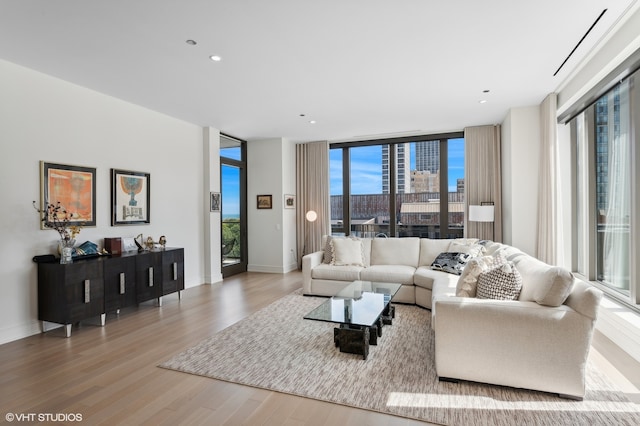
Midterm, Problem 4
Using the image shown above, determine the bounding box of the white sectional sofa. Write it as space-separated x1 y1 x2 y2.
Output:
301 236 603 399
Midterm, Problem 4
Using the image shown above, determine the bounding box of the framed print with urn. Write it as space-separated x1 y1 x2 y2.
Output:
111 169 150 225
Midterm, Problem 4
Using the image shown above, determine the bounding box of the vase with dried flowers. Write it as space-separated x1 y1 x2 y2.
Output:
33 201 83 264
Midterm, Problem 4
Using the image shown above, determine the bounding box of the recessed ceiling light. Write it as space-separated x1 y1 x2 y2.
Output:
479 100 488 104
186 39 197 45
309 120 316 124
482 89 490 93
209 55 222 62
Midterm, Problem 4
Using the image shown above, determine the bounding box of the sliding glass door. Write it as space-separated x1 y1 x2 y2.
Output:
220 135 247 277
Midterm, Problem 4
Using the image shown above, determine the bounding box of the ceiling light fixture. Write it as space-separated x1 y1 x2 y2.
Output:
479 100 488 104
309 120 316 124
209 55 222 62
186 39 197 45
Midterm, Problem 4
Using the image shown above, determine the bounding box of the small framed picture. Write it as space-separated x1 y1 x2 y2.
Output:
111 169 150 225
257 194 272 209
284 194 295 209
210 192 221 212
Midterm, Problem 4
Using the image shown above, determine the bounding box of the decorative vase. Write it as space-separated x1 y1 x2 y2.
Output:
59 239 75 264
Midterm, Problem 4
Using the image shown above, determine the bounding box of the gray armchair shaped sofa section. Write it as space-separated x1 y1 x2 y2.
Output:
301 236 603 399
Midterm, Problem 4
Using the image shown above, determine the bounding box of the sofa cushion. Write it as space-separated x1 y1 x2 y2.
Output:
360 265 416 285
415 267 457 291
418 238 454 266
534 267 575 307
370 237 420 267
330 238 365 266
476 262 523 300
431 252 471 275
311 264 363 281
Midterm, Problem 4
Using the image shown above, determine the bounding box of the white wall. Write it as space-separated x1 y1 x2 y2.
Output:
500 106 540 256
282 139 298 272
247 137 297 273
0 59 208 344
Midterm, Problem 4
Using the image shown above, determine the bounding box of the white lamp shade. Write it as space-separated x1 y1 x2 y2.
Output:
469 205 495 222
305 210 318 222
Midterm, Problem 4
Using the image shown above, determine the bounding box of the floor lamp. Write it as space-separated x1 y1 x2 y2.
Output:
468 203 495 241
303 210 317 256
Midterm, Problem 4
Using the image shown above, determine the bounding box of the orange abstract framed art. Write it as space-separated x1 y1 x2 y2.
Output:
39 161 97 228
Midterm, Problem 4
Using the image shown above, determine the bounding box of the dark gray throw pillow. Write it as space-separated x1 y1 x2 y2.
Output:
431 252 471 275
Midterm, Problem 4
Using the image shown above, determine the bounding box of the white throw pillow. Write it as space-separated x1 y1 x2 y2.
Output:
456 255 495 297
330 238 365 266
534 267 575 307
449 241 486 258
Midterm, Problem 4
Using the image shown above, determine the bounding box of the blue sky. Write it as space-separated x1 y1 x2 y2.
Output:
330 138 465 195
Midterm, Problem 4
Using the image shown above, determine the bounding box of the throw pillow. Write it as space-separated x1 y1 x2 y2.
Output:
330 238 365 266
449 241 486 258
323 236 337 264
476 262 523 300
534 267 575 307
456 255 495 297
431 252 471 275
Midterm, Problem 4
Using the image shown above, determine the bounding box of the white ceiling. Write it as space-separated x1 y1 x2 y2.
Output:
0 0 636 143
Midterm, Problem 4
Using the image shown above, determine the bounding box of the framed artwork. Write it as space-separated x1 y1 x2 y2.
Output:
40 161 97 228
257 194 272 209
210 192 221 212
111 169 150 225
284 194 295 209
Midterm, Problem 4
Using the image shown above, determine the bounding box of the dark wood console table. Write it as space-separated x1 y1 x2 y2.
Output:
37 247 184 337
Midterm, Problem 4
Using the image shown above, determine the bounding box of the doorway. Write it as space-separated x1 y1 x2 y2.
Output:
220 135 247 277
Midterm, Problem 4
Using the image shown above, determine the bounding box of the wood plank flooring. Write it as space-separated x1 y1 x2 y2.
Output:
0 271 638 425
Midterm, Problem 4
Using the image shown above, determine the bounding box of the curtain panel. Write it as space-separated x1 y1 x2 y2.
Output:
464 125 502 242
536 93 564 264
296 141 331 267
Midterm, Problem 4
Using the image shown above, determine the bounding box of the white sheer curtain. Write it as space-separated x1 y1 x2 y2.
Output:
464 125 502 241
296 141 331 267
536 93 564 264
603 82 630 289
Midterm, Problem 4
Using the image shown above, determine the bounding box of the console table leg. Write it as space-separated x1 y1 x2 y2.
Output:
64 324 72 338
157 296 163 307
100 313 106 326
178 290 183 300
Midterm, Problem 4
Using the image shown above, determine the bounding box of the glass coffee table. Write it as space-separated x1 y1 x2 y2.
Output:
304 281 402 360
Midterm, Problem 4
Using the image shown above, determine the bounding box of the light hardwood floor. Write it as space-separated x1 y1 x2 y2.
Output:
1 271 638 425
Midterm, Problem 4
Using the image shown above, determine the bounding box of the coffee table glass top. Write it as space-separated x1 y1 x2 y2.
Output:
304 281 402 327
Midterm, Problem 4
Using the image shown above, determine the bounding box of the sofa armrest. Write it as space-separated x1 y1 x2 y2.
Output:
434 297 595 397
564 280 603 321
302 251 324 294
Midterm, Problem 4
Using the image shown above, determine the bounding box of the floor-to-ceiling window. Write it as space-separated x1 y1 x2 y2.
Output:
220 134 247 277
330 132 465 238
569 67 639 308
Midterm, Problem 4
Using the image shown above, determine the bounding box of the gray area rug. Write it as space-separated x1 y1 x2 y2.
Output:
160 290 640 425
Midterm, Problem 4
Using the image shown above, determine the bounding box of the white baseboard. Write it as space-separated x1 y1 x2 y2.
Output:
0 321 42 346
248 264 286 273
